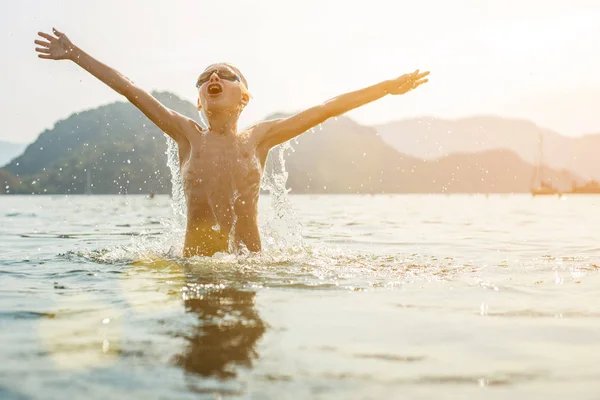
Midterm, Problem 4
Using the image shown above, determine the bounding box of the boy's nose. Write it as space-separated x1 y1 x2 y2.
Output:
209 72 220 82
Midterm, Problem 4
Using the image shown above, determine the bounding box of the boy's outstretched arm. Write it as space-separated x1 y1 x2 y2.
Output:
34 28 191 144
257 70 429 150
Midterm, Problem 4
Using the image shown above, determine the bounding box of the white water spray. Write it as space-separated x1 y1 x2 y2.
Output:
259 141 304 253
159 136 187 256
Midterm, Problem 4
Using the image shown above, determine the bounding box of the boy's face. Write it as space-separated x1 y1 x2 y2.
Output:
196 64 248 114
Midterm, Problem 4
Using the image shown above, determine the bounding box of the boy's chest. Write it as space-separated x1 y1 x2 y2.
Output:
184 135 263 185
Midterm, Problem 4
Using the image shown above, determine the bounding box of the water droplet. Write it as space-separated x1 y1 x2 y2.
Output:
480 302 488 316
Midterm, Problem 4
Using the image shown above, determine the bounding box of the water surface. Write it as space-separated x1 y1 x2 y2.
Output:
1 194 599 399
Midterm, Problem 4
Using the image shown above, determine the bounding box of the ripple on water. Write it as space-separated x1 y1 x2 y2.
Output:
354 353 426 363
5 212 37 218
0 269 33 278
316 369 552 387
0 311 56 320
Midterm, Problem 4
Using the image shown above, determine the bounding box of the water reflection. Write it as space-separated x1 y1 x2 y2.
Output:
174 282 266 379
124 258 267 380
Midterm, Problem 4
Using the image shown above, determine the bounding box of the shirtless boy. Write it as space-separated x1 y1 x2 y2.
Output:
35 28 429 257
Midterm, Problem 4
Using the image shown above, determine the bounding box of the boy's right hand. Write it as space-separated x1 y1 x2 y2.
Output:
35 28 76 61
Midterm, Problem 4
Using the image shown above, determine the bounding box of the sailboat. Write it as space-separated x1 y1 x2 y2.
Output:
530 133 560 196
567 179 600 194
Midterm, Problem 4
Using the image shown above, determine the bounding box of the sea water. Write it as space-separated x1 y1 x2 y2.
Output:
1 137 600 399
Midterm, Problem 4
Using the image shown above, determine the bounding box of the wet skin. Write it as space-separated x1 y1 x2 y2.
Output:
177 121 268 256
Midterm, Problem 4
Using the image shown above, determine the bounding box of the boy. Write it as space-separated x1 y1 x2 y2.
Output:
35 28 429 256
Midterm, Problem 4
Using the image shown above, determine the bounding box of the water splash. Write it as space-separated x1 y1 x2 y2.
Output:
158 136 187 256
259 141 304 253
198 109 209 131
165 137 187 225
227 189 241 253
61 244 467 291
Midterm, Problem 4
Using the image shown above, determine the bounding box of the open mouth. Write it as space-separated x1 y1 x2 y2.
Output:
207 83 223 95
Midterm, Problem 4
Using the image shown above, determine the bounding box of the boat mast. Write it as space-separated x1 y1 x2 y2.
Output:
531 132 543 189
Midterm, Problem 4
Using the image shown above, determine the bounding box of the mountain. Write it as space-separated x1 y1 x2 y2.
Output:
2 92 198 195
280 117 578 193
0 94 581 194
0 169 23 194
376 116 600 181
0 141 27 167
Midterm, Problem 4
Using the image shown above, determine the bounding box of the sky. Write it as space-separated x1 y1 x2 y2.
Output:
2 0 600 143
